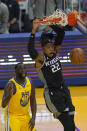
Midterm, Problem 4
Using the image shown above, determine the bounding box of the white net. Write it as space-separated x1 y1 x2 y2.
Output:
41 9 68 26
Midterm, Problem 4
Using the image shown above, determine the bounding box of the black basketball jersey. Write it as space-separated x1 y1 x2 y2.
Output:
37 52 64 89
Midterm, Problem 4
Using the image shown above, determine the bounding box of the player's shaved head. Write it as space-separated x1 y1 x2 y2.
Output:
15 63 26 79
40 32 54 47
15 62 23 70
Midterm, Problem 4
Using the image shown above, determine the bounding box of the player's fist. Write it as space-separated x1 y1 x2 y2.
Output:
32 19 39 33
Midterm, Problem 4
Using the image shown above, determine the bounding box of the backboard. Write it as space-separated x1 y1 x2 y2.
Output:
62 0 87 35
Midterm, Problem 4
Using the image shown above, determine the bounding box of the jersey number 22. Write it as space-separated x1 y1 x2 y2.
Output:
51 62 61 73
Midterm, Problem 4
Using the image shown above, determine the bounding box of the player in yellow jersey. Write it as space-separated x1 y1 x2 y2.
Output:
2 63 36 131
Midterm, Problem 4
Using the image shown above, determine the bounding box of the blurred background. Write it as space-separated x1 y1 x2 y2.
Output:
0 0 87 33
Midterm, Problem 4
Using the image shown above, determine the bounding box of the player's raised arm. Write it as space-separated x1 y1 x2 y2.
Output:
29 79 37 130
28 20 39 60
27 20 44 68
2 81 16 108
50 25 65 50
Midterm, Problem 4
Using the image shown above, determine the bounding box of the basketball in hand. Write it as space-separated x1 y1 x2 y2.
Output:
70 48 85 64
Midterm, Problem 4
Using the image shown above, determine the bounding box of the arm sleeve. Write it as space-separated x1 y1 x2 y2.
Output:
50 25 65 46
27 33 38 60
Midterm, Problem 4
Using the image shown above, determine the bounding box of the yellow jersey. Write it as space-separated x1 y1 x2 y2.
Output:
8 77 32 115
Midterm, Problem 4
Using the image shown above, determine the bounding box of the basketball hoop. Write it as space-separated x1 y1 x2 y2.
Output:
34 9 87 34
34 9 78 27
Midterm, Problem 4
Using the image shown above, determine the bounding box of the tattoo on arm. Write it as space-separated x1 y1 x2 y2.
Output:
1 81 16 108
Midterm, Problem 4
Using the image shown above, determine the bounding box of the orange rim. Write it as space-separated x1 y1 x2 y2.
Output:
67 11 78 26
34 17 62 24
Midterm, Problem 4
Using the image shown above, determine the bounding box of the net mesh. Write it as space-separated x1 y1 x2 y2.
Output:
34 9 78 27
35 9 68 26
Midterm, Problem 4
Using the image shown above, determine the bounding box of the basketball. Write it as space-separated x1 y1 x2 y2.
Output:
70 48 85 64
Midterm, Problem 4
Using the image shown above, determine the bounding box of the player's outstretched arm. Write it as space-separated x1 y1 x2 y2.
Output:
1 81 16 108
27 20 44 68
29 79 37 130
50 25 65 50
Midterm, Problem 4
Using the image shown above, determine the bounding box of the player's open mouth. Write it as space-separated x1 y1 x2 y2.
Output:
50 52 54 55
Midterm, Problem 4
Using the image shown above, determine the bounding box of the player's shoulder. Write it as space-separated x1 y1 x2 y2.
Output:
5 78 16 91
8 78 16 85
26 76 32 83
7 79 15 86
5 79 16 94
35 53 45 69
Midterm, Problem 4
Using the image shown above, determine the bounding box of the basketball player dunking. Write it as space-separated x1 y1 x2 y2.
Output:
2 63 36 131
28 20 75 131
